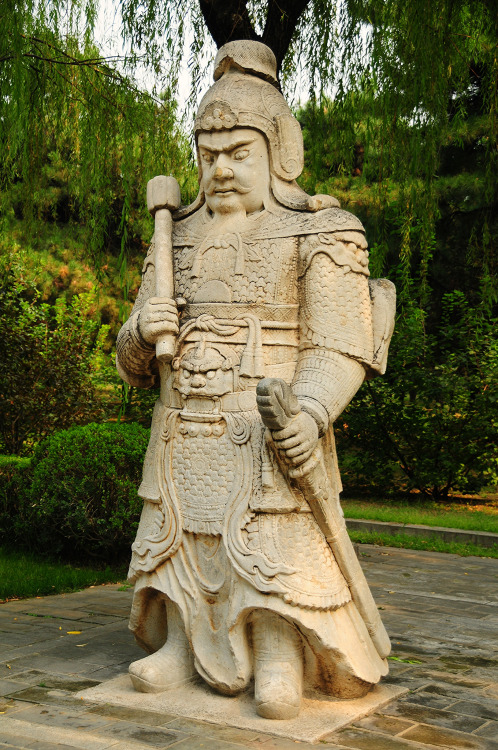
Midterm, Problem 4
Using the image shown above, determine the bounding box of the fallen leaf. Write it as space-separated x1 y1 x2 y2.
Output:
66 631 81 635
76 644 88 647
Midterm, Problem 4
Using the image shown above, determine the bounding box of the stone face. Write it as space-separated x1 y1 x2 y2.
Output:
116 39 396 721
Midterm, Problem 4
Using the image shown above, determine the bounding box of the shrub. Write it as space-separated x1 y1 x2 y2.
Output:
0 265 110 455
337 293 498 499
9 422 149 562
0 455 33 542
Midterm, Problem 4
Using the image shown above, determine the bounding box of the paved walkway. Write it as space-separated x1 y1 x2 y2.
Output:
1 545 497 749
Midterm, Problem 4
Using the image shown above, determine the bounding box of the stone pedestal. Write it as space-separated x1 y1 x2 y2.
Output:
79 675 407 743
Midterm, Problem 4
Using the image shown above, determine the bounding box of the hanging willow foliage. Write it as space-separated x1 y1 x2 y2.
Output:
1 0 197 290
1 0 496 314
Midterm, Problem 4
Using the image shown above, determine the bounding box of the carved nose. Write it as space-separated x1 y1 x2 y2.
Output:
191 373 206 388
214 166 233 179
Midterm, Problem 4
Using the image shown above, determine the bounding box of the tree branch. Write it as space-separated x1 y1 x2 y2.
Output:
262 0 311 73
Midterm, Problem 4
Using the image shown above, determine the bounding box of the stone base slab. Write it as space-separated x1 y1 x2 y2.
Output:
79 674 408 743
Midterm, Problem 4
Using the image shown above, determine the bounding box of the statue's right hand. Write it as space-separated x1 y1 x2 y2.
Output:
138 297 179 344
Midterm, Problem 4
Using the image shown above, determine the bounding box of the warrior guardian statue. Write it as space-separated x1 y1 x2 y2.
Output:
116 40 396 720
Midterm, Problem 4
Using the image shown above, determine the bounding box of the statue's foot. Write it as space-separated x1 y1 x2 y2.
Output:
252 611 303 720
129 641 196 693
254 658 303 720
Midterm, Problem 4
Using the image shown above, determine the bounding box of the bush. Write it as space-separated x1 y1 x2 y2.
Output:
0 264 110 455
2 422 149 562
0 455 33 542
337 293 498 499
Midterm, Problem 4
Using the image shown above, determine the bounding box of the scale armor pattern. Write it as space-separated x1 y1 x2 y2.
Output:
171 423 237 535
298 237 373 365
251 512 352 610
174 237 298 305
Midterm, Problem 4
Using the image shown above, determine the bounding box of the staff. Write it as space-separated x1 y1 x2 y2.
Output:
146 175 181 363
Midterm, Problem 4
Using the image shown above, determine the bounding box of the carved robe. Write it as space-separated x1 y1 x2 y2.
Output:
116 203 393 695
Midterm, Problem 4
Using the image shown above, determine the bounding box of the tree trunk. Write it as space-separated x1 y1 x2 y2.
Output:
198 0 311 78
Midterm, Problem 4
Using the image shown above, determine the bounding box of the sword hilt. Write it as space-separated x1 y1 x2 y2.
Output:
256 378 300 432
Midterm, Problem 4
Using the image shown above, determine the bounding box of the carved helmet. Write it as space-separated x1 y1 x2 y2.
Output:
195 41 304 183
177 40 338 217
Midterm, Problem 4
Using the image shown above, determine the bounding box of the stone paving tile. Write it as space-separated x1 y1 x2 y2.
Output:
4 685 98 709
88 704 177 727
0 633 60 648
0 717 118 750
0 734 26 748
77 616 124 627
474 722 498 740
164 738 257 750
0 699 27 715
15 741 86 750
10 703 113 730
414 680 492 700
30 675 100 692
163 716 265 744
0 669 58 687
0 680 26 697
37 641 139 666
351 714 417 736
397 690 459 710
324 726 428 748
93 719 189 747
16 608 99 622
449 700 498 722
400 722 498 748
381 700 489 733
413 671 493 689
5 655 111 675
83 662 137 682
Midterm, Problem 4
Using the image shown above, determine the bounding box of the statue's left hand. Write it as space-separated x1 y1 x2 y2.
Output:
271 411 319 468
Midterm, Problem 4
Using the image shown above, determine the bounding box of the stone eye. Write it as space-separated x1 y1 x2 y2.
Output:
234 149 249 161
206 370 216 380
202 152 214 163
182 370 191 379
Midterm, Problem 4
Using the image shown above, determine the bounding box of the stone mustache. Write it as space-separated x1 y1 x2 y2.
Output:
116 40 396 720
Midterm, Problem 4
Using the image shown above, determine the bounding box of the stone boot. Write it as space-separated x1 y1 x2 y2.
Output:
252 611 303 720
129 600 196 693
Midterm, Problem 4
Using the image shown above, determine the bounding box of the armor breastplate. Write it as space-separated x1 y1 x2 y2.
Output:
172 219 301 384
174 231 299 306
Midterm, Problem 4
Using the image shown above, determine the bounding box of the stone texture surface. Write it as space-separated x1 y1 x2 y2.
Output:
78 674 406 742
0 545 496 748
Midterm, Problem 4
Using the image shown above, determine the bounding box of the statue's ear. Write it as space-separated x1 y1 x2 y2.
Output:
272 114 304 181
172 357 181 370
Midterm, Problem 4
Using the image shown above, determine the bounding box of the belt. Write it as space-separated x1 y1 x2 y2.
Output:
163 389 258 413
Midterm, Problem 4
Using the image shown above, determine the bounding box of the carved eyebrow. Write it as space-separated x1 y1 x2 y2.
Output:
198 137 257 153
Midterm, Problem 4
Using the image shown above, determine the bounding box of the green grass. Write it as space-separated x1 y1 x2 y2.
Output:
349 529 498 558
342 499 498 533
0 546 127 602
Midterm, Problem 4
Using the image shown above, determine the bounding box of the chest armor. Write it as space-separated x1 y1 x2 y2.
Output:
170 214 301 384
174 233 299 306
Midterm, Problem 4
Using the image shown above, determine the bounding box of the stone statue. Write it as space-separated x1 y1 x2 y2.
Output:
116 40 396 721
